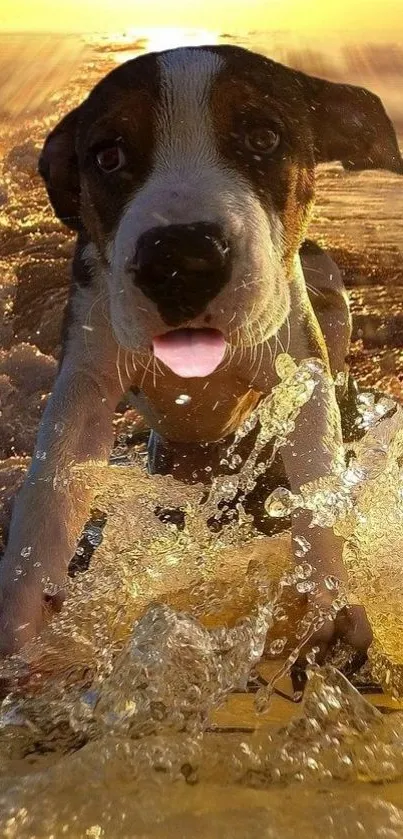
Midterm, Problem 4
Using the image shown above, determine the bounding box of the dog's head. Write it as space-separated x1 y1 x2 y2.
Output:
39 45 402 378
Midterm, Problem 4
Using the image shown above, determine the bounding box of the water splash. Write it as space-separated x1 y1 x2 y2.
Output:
1 355 403 835
0 667 402 838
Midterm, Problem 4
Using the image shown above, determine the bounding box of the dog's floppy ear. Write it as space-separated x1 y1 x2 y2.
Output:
38 106 82 230
300 73 403 174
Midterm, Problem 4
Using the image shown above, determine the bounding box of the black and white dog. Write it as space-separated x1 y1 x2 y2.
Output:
1 44 401 657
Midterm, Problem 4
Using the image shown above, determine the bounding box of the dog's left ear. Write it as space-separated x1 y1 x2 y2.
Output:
38 106 82 231
299 73 403 174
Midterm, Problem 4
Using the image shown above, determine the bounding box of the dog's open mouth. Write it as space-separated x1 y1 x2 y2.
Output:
152 328 227 378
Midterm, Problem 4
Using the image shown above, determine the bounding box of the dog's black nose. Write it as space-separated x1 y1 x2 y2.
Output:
131 223 231 326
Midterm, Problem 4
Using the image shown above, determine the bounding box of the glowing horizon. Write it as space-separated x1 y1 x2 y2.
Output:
1 0 402 35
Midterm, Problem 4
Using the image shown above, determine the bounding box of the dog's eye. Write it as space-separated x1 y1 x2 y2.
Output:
244 128 280 154
95 143 126 173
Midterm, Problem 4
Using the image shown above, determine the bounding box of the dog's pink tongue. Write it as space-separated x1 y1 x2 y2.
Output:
153 329 226 378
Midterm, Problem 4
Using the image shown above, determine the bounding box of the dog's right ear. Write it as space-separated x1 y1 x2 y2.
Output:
38 106 81 231
299 73 403 175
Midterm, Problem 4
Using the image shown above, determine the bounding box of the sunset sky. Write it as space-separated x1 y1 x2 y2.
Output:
1 0 402 33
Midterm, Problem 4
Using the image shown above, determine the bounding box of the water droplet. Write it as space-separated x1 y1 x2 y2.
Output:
275 353 297 380
175 394 192 406
20 546 32 558
273 605 288 622
255 685 274 714
296 580 317 594
328 595 348 620
303 358 326 376
295 562 313 579
293 535 311 556
355 392 395 430
306 646 320 665
269 637 287 655
334 370 348 387
306 757 319 770
86 826 103 839
343 464 367 486
43 582 63 597
219 479 239 500
324 575 340 591
265 486 300 517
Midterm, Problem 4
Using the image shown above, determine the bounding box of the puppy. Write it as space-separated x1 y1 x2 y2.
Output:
1 44 401 657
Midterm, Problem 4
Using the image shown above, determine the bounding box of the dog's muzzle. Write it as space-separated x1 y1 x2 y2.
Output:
129 222 231 327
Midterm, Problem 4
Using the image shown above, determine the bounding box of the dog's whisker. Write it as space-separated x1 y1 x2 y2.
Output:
134 355 151 376
131 352 137 377
124 350 131 382
272 333 279 368
256 340 265 385
250 339 258 370
154 358 166 378
139 353 155 390
83 289 109 351
285 316 291 355
116 345 126 395
303 265 327 276
150 356 166 387
252 324 266 385
221 340 238 375
277 332 286 355
85 288 109 325
220 344 232 375
134 351 163 382
248 326 258 369
306 282 327 300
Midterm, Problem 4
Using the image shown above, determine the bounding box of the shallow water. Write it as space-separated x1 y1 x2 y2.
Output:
1 665 403 838
1 29 403 839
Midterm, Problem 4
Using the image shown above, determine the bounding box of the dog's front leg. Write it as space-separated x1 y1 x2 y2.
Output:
280 361 373 659
0 357 124 655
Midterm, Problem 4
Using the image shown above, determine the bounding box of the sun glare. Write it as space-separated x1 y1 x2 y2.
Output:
104 26 219 62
